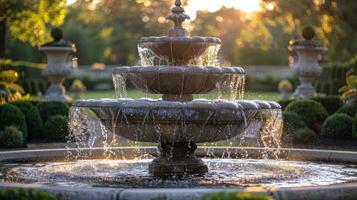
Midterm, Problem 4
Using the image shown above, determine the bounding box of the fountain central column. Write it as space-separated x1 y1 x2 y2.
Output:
149 141 208 177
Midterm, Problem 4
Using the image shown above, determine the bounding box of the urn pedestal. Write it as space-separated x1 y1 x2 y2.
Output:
289 28 328 99
40 46 75 101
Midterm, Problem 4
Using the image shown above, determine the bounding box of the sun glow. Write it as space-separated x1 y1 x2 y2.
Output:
186 0 262 19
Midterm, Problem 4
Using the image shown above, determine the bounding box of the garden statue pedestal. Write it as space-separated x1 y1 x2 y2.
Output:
40 28 76 102
289 27 327 99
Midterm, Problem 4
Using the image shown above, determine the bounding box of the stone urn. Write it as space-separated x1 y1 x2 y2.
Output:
289 27 328 99
39 28 76 102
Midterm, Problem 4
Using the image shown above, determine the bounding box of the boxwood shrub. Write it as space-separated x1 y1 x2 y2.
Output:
291 127 316 144
42 115 69 141
10 101 43 140
37 101 69 123
0 104 27 139
336 103 357 118
311 96 343 114
0 189 57 200
282 111 306 135
284 100 328 133
0 126 24 148
353 116 357 139
321 113 353 139
201 192 273 200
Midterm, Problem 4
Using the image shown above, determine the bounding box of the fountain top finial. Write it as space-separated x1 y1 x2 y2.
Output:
166 0 190 36
175 0 181 7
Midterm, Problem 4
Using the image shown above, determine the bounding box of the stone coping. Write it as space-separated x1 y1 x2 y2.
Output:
0 147 356 163
0 147 357 200
73 99 281 110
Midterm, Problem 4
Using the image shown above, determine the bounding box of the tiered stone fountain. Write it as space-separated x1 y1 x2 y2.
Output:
73 0 281 177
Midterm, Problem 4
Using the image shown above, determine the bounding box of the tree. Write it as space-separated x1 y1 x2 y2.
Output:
0 0 68 58
261 0 357 62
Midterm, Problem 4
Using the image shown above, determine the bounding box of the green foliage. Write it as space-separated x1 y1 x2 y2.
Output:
336 103 357 117
311 96 344 114
37 101 69 123
201 192 273 200
42 115 69 141
0 0 68 46
0 126 24 148
321 113 353 139
10 101 43 140
278 99 295 110
0 103 27 139
284 100 328 133
291 127 316 144
0 189 57 200
352 115 357 138
282 111 306 135
262 0 357 62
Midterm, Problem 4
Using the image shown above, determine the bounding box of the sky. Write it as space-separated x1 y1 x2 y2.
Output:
67 0 262 19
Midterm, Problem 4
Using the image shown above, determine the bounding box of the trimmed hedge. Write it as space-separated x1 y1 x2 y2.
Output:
284 100 328 133
282 111 306 135
37 101 69 123
10 101 43 140
0 126 24 148
353 115 357 138
0 104 27 139
0 189 57 200
311 96 343 114
321 113 353 139
291 127 316 144
336 103 357 118
43 115 69 141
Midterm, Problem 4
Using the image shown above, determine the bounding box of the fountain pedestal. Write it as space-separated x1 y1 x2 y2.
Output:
40 28 76 102
289 27 327 99
149 141 208 177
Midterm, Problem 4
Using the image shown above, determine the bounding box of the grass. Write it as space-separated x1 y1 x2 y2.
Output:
70 90 281 101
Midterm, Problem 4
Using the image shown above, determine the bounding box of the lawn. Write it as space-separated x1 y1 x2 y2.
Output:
70 90 281 101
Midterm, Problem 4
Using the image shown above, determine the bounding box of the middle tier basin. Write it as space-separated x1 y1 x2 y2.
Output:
73 99 280 143
113 66 245 101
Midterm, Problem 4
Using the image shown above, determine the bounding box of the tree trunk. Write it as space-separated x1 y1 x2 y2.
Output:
0 20 6 58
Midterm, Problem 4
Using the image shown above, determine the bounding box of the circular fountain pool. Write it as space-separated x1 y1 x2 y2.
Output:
1 158 357 188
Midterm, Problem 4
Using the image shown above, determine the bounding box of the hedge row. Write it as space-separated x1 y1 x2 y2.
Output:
282 97 357 145
0 101 70 148
316 55 357 95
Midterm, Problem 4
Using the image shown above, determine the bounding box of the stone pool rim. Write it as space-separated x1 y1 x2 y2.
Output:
0 147 357 200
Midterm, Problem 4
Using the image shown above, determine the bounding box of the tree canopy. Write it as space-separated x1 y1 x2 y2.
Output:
2 0 357 65
0 0 67 57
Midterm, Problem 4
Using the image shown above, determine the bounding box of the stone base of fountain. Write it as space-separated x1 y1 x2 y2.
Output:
149 141 208 177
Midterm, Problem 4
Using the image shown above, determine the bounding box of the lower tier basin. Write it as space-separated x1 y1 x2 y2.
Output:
72 99 281 177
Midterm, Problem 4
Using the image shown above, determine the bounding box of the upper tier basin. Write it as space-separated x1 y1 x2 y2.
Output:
73 99 280 143
113 66 245 101
138 36 221 65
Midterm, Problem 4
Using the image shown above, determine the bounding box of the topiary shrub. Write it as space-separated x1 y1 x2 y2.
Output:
37 101 69 123
42 115 69 141
290 127 316 144
201 192 273 200
0 126 24 148
0 104 27 139
353 116 357 139
311 96 343 114
284 100 328 133
10 101 43 140
282 111 306 134
336 103 357 118
0 189 57 200
278 99 295 110
321 113 353 139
